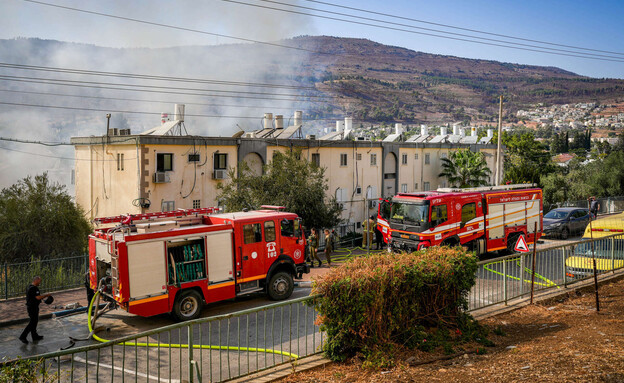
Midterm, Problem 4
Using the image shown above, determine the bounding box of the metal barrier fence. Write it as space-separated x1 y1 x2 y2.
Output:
9 296 323 382
0 255 88 300
469 233 624 310
10 233 624 382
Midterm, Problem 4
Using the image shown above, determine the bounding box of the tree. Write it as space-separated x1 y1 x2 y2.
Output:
0 173 92 263
497 131 557 185
216 150 342 230
438 149 492 188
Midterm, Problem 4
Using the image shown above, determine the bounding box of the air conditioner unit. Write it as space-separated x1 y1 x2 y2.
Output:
368 200 378 209
153 172 170 183
213 169 227 179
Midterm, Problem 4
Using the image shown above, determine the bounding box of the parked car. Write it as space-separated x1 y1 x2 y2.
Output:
543 207 593 239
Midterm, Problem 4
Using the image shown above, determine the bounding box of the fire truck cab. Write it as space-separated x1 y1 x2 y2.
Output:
389 184 543 255
89 207 309 321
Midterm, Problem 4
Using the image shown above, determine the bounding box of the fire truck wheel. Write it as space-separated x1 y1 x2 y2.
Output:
506 233 520 254
173 290 203 321
267 272 294 301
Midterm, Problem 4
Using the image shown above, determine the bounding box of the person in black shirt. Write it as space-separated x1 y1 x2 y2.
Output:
19 276 51 344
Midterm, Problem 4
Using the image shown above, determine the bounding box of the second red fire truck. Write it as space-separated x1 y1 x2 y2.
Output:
88 206 309 321
387 184 543 255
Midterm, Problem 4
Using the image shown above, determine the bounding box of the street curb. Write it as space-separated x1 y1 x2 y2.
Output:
294 281 312 288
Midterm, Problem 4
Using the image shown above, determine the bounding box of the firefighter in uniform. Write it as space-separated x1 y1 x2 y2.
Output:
362 215 375 249
19 276 51 344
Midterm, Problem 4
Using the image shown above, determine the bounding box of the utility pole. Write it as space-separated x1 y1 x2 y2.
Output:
495 95 503 185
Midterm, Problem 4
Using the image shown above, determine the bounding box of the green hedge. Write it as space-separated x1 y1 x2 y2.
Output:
309 246 479 365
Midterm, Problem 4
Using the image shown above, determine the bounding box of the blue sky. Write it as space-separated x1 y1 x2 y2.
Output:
2 0 623 78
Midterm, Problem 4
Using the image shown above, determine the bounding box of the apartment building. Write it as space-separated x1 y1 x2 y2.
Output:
72 111 498 231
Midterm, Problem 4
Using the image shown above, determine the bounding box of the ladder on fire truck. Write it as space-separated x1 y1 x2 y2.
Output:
93 207 221 226
436 183 537 193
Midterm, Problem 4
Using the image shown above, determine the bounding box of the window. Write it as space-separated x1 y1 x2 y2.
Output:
356 153 362 161
401 183 408 193
440 181 447 188
414 154 419 160
431 204 448 227
188 153 200 162
461 203 477 225
423 182 430 191
440 152 447 159
243 223 262 244
355 186 362 195
117 153 124 171
401 153 408 165
162 201 175 211
157 153 173 172
280 219 301 237
214 153 227 170
414 183 418 190
311 153 320 167
370 154 377 166
340 153 348 166
424 153 430 165
264 221 276 242
193 199 201 209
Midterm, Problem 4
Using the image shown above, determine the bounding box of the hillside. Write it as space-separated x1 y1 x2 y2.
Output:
289 36 624 124
1 36 623 129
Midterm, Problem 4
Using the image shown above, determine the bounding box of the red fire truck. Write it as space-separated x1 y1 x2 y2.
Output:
388 184 543 255
88 207 309 321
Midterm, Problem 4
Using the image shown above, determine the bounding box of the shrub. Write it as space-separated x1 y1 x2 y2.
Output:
309 246 479 365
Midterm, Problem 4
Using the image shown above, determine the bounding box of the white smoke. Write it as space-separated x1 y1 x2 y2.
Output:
0 0 321 190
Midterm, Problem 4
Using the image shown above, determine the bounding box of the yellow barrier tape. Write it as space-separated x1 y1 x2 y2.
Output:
88 292 298 359
483 258 560 289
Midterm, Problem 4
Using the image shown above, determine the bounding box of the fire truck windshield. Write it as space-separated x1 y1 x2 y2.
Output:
390 201 430 226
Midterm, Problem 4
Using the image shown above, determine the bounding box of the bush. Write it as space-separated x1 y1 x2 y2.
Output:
309 246 479 366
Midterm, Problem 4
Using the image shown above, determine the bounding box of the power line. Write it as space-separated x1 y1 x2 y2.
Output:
0 144 138 162
0 74 332 100
301 0 624 57
20 0 321 55
220 0 624 63
0 75 332 103
255 0 624 60
0 62 318 91
0 136 71 146
0 101 345 121
0 88 306 112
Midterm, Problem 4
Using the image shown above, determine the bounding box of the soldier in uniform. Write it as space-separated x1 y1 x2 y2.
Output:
308 228 321 267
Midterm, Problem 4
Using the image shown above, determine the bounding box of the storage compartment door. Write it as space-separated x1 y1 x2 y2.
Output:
127 241 167 299
206 230 234 284
488 204 504 240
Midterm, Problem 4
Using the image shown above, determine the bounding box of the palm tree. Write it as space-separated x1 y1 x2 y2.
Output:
439 149 492 188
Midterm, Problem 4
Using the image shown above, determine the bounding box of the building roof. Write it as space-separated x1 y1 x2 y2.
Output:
552 153 576 164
